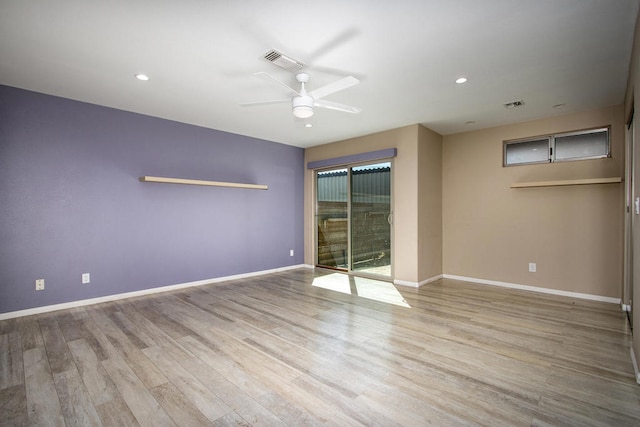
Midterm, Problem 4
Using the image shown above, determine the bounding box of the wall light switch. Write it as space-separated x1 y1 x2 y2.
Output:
82 273 90 284
528 263 537 273
290 249 294 257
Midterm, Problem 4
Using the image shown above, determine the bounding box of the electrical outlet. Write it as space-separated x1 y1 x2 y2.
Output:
290 249 294 257
35 279 45 291
82 273 90 284
529 263 537 273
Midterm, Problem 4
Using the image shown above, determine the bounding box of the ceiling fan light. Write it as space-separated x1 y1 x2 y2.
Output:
293 105 314 118
292 95 314 118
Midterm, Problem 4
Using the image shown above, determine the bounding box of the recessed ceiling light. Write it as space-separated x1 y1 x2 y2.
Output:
135 74 149 81
455 77 468 84
305 123 312 128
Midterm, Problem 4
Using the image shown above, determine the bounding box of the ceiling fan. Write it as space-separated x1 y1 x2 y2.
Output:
241 71 362 119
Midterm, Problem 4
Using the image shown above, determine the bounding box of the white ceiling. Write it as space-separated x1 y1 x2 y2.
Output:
1 0 638 148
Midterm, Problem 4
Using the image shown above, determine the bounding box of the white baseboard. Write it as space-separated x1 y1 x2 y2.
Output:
0 264 307 321
394 274 444 288
631 346 640 385
443 274 621 305
393 279 418 288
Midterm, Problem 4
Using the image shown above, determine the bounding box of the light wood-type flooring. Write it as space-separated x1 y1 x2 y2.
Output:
1 268 640 426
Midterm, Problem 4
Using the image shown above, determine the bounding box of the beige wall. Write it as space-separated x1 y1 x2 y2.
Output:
304 124 443 285
418 125 443 281
442 106 625 298
306 109 623 296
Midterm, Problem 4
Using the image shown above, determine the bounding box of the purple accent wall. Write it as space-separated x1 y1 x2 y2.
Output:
0 85 304 314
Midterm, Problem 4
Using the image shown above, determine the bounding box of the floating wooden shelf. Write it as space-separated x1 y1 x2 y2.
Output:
510 177 622 188
139 176 268 190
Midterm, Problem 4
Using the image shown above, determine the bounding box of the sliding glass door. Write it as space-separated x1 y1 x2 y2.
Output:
350 163 392 276
316 161 392 277
316 168 349 269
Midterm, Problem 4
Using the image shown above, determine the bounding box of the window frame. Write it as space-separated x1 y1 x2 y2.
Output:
503 126 611 167
503 136 552 166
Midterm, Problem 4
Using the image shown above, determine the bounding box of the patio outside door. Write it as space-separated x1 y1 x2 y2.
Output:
315 162 392 278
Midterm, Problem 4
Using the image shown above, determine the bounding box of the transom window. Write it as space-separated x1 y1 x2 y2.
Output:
504 127 610 166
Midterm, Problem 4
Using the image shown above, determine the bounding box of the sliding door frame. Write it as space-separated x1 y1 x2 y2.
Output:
626 113 635 327
313 158 394 281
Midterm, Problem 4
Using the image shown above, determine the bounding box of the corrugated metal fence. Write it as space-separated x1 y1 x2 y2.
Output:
317 166 391 203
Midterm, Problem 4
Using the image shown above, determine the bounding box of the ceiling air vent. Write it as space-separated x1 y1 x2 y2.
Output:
504 100 525 109
263 49 305 72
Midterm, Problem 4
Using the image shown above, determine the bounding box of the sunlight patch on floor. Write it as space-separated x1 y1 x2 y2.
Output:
312 273 410 308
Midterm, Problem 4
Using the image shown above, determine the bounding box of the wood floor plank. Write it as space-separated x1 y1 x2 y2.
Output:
178 334 274 399
56 312 85 342
384 368 537 425
198 331 363 426
77 313 122 361
290 374 402 427
0 319 17 335
241 329 364 398
141 345 232 423
95 395 140 427
212 411 252 427
196 292 286 332
177 353 290 426
149 381 215 427
128 300 196 340
116 307 194 363
0 384 28 425
257 376 363 426
544 366 640 419
101 358 176 427
16 315 44 351
535 393 640 427
39 319 76 374
357 384 470 426
23 346 65 427
151 294 242 342
109 311 154 349
0 331 23 390
67 338 119 406
53 368 103 426
203 326 301 384
57 311 110 361
89 308 168 389
255 391 324 427
172 289 238 325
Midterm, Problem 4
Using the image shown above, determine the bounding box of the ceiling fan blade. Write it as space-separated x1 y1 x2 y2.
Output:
254 72 299 96
308 28 360 62
240 99 290 107
314 99 362 114
309 76 359 100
